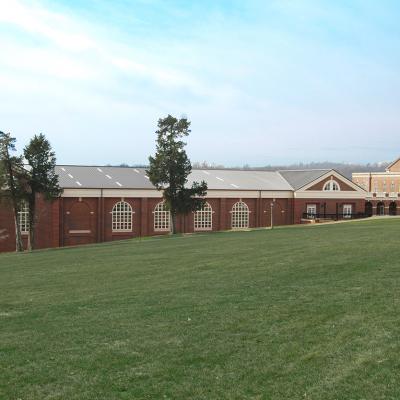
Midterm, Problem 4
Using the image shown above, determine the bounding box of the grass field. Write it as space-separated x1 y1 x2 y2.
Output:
1 219 400 399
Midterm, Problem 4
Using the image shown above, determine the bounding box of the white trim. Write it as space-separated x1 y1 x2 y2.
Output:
322 180 341 191
112 201 133 232
298 170 366 193
231 201 249 229
153 202 171 232
61 188 294 199
194 202 213 231
295 191 366 199
343 204 352 218
353 172 400 177
18 201 29 234
62 189 163 198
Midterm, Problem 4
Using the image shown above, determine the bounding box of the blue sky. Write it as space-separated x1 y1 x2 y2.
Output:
0 0 400 166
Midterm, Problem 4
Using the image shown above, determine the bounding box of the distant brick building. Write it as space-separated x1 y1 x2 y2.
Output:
352 157 400 217
0 165 367 252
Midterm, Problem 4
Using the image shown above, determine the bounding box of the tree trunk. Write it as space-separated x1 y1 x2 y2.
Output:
12 205 24 252
171 212 177 234
6 160 23 252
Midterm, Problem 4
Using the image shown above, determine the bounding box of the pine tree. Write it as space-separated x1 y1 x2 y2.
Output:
23 134 62 250
147 115 207 234
0 132 26 252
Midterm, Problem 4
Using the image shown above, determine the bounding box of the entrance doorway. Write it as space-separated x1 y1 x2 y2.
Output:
376 202 385 216
389 202 397 216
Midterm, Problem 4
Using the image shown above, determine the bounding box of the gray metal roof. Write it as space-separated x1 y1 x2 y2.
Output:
56 165 294 191
278 169 330 190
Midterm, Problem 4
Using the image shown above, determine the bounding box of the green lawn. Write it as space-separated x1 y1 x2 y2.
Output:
1 219 400 399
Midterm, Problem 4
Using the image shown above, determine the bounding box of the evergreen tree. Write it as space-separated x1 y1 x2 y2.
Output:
23 134 62 250
147 115 207 234
0 132 26 252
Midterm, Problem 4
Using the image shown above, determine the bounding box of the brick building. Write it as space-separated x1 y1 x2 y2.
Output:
0 165 367 252
352 158 400 216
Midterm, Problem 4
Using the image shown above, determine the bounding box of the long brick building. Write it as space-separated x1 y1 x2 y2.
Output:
0 165 368 252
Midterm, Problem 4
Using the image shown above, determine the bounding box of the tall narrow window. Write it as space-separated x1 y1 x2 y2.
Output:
306 204 317 219
18 201 29 234
194 202 212 231
231 201 249 229
112 201 133 232
154 202 170 231
343 204 352 219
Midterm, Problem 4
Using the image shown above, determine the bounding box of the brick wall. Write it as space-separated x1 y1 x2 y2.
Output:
0 194 58 252
0 194 375 253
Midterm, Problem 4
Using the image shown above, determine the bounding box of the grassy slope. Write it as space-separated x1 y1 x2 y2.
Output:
1 219 400 400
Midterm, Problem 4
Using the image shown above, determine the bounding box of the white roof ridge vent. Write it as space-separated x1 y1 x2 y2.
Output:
97 168 103 173
68 174 74 179
230 183 239 188
115 181 123 187
105 174 112 179
76 181 82 187
134 169 140 173
144 175 150 180
216 177 224 181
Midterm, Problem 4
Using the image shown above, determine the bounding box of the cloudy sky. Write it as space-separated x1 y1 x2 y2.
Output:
0 0 399 166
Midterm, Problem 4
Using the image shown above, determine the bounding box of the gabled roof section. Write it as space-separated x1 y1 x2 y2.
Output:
55 165 293 191
277 169 330 190
296 169 367 192
386 157 400 172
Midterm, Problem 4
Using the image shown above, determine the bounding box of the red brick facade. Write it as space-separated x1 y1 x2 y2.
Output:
0 193 369 252
1 167 374 252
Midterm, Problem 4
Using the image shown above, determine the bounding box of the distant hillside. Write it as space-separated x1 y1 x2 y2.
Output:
192 161 389 178
115 161 389 179
258 162 389 178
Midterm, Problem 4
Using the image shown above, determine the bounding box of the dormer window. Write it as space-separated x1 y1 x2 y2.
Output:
323 180 340 191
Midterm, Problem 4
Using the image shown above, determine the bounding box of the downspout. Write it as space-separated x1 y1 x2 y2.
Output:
100 188 104 243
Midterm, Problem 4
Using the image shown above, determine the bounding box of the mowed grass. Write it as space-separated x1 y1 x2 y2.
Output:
1 220 400 399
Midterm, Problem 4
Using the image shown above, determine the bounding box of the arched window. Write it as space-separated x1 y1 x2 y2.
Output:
18 201 29 234
194 202 212 231
231 201 249 229
154 202 170 231
112 201 133 232
323 180 340 191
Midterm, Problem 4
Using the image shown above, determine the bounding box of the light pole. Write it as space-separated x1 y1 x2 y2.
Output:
270 200 275 229
268 199 285 229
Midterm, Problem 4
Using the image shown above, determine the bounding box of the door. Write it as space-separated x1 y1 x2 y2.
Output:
64 201 97 246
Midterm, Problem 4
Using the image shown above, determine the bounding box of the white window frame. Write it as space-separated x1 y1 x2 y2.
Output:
194 202 213 231
343 204 352 219
231 201 249 229
153 202 171 231
112 201 133 232
306 204 317 219
323 180 341 191
18 201 29 235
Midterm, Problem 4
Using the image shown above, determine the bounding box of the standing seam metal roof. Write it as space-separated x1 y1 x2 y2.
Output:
277 169 330 190
55 165 332 191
